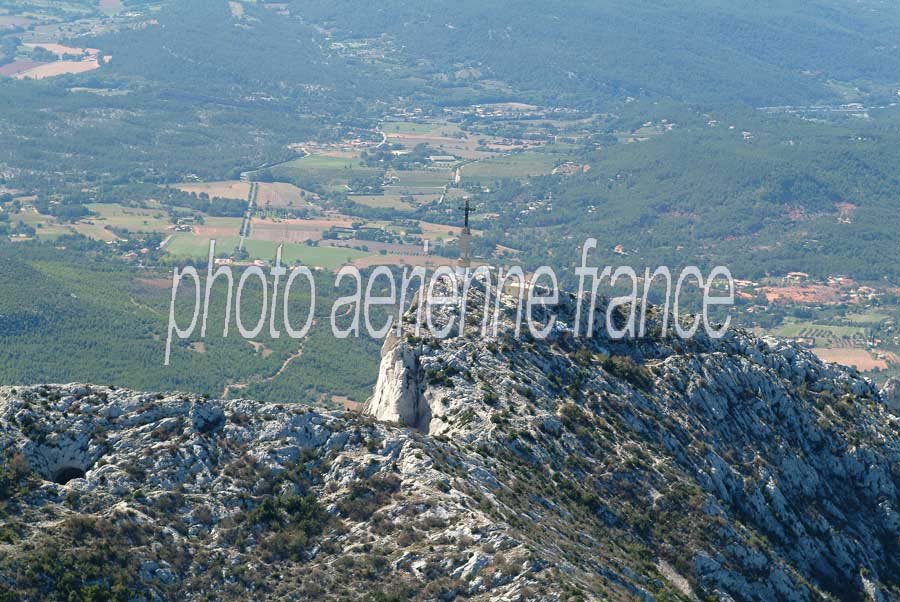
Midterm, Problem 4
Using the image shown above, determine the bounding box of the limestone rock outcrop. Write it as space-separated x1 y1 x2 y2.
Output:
1 280 898 601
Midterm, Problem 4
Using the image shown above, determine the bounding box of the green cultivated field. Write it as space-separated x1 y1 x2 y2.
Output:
269 155 381 187
242 239 369 269
200 216 243 233
15 210 72 238
775 321 868 346
351 194 416 211
383 122 441 134
389 169 451 188
86 203 171 232
845 312 891 324
463 152 561 181
166 234 369 270
164 233 224 257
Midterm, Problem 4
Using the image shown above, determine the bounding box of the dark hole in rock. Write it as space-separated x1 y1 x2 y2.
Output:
53 466 86 485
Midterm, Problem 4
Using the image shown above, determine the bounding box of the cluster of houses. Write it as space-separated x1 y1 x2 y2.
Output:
443 103 580 121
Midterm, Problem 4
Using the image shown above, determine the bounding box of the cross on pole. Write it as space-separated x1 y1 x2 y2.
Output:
459 198 475 232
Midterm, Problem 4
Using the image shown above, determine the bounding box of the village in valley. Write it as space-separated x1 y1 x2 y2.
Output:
732 272 900 383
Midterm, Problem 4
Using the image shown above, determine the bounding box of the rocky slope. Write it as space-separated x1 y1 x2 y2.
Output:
1 278 898 601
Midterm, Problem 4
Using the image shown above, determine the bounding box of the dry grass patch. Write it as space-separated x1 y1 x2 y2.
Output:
350 254 456 270
256 182 316 209
351 194 416 211
175 181 251 200
813 348 887 372
24 43 98 57
69 222 118 242
763 286 841 304
250 217 356 243
0 60 45 76
14 59 102 80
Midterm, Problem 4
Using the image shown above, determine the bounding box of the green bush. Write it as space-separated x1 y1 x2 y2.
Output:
0 452 33 516
601 355 654 391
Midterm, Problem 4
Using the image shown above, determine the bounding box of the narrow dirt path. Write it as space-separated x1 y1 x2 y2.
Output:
222 344 304 398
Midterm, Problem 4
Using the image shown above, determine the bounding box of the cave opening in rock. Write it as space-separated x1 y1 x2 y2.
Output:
53 466 86 485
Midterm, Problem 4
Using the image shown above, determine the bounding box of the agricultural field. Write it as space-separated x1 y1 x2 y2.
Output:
83 203 171 232
844 311 891 324
255 182 316 209
747 284 900 378
374 168 451 208
23 42 96 56
812 348 888 372
11 43 107 80
387 168 452 188
174 181 251 201
164 233 229 258
763 285 842 304
165 230 371 271
351 194 416 211
13 58 104 79
249 216 356 244
384 187 444 201
7 204 167 242
415 220 469 240
350 253 455 270
192 216 244 238
0 59 44 76
774 321 868 346
69 221 118 241
382 122 439 135
383 122 492 161
13 208 72 238
243 240 369 269
268 155 379 188
460 151 562 181
162 216 243 255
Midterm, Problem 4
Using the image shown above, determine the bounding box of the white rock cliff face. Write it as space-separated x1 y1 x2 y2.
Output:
1 281 899 601
364 333 429 430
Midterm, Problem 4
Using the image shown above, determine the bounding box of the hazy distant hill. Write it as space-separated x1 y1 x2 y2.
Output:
297 0 900 106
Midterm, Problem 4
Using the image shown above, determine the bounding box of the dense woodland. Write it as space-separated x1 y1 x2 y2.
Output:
0 242 380 404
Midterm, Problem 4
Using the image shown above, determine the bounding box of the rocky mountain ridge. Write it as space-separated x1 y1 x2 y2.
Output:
1 280 898 601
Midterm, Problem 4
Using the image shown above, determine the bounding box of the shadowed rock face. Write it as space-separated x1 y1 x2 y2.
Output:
52 465 85 485
0 281 898 601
